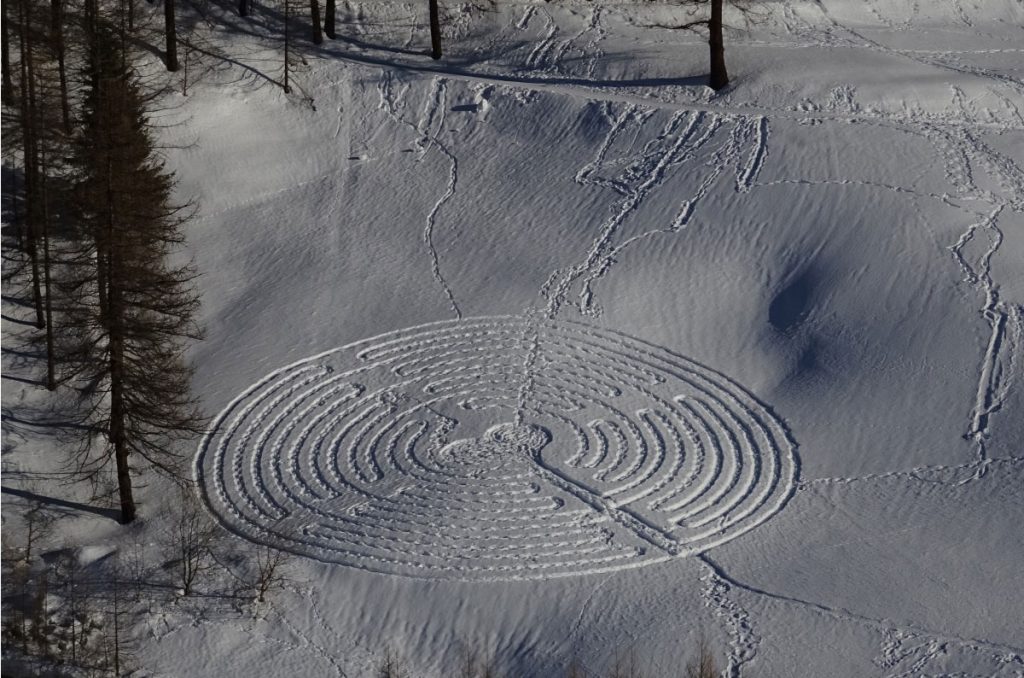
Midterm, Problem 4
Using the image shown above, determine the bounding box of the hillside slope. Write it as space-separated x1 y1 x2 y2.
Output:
3 0 1023 676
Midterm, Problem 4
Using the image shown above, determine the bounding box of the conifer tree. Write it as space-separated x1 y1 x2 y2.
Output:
64 27 204 523
6 0 70 386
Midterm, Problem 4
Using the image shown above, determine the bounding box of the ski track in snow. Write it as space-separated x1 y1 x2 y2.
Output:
177 4 1024 672
801 454 1024 489
814 0 1024 97
804 6 1024 475
917 93 1024 468
377 72 463 319
699 555 1024 677
519 4 606 79
204 0 1020 568
540 108 769 320
196 317 797 580
699 568 760 678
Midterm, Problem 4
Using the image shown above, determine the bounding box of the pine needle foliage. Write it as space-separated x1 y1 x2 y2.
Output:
62 25 205 523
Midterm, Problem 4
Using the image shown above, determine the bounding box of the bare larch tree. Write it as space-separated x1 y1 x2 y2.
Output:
63 26 204 522
659 0 757 90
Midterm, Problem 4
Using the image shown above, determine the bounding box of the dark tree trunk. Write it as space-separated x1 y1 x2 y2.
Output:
13 170 23 250
428 0 441 60
282 0 290 93
309 0 322 44
20 0 45 328
111 316 134 523
238 0 248 17
181 39 188 95
708 0 728 91
85 0 99 88
51 0 71 132
324 0 334 39
97 111 112 325
1 1 13 104
164 0 178 71
96 248 109 323
40 152 56 391
119 0 128 67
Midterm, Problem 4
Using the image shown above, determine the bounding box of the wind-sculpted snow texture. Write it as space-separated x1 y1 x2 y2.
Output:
197 318 796 579
43 0 1017 675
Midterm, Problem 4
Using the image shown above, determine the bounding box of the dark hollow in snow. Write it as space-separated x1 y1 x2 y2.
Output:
769 271 814 332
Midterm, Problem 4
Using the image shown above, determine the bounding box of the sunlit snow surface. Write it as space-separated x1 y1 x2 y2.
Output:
4 0 1023 675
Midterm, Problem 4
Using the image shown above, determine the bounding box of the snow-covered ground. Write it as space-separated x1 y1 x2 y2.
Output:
4 0 1024 676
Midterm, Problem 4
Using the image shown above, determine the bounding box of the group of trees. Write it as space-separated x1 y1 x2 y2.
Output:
3 0 203 524
2 506 139 676
226 0 740 90
58 0 742 95
1 492 294 675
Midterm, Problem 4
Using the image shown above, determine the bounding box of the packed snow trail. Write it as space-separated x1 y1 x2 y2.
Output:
377 72 463 319
196 317 797 579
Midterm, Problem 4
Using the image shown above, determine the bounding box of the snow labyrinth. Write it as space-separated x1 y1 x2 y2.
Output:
197 317 797 580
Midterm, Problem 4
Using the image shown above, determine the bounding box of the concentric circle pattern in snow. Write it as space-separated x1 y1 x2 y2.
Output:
196 317 797 580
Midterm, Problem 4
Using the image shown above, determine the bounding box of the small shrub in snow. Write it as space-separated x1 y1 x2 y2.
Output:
159 485 219 597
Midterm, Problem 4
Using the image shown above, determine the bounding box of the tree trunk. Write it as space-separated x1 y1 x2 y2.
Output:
428 0 441 60
20 0 46 328
112 579 122 675
238 0 248 17
164 0 178 71
283 0 290 93
309 0 322 44
96 247 109 324
13 169 23 251
112 354 134 524
40 150 56 391
1 1 13 104
107 160 135 524
85 0 100 89
708 0 728 91
51 0 71 133
324 0 334 39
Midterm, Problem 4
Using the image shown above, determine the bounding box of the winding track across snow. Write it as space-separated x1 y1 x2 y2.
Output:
196 317 796 580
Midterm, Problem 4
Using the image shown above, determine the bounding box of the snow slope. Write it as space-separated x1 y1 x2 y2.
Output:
3 0 1023 676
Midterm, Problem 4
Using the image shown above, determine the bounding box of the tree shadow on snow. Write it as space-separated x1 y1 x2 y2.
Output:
1 486 121 522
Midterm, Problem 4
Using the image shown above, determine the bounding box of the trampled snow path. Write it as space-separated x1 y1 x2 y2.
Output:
195 9 1024 590
164 4 1024 674
377 71 463 319
196 50 802 582
543 106 769 318
196 317 796 580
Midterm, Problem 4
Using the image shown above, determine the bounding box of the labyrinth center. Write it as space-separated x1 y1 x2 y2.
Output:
196 317 797 580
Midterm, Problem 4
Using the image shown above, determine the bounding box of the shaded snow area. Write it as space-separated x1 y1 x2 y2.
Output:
3 0 1024 676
